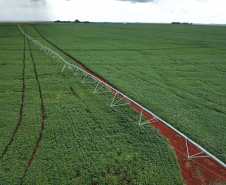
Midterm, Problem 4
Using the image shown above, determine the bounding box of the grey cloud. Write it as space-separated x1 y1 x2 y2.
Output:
7 0 47 8
118 0 156 3
29 0 46 2
29 0 47 5
62 0 156 2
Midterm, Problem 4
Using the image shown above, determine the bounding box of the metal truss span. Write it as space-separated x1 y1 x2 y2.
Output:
18 24 226 169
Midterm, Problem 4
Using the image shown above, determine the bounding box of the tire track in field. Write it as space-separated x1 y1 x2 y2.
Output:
0 36 26 161
21 38 46 184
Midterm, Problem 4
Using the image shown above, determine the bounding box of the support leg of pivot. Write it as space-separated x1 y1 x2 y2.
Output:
61 63 67 73
138 109 144 125
111 93 130 107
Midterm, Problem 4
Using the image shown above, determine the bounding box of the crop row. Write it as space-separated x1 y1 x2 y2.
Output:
33 23 226 163
0 25 44 184
29 23 226 183
28 35 185 184
0 24 185 184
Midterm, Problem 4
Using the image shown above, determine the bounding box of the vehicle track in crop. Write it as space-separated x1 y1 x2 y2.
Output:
33 25 226 184
0 27 46 184
0 36 26 161
21 37 46 184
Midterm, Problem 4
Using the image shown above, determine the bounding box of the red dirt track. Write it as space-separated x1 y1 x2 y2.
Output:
21 38 46 184
33 25 226 185
0 36 26 161
71 59 226 185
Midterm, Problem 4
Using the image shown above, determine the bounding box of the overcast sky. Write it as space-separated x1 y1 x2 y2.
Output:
0 0 225 24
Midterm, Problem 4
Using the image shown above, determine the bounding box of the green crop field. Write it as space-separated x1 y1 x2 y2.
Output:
32 23 226 163
0 24 185 184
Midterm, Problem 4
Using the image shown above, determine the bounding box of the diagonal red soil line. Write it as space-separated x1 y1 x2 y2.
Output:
21 38 45 184
0 36 26 161
33 25 226 184
70 86 76 95
32 25 113 88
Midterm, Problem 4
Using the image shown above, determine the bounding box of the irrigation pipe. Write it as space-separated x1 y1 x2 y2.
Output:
18 24 226 169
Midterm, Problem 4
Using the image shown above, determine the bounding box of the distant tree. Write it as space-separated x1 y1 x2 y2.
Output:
74 19 81 23
171 22 180 24
55 20 61 23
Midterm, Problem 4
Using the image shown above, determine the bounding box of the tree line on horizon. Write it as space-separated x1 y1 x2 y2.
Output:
54 19 90 23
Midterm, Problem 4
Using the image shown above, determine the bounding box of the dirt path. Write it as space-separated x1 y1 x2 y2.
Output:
21 37 46 184
0 36 26 161
33 25 226 185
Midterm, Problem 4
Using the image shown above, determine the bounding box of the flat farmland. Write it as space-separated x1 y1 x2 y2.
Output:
0 24 185 184
34 23 226 163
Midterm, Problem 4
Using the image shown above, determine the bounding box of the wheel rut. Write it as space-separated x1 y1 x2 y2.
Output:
21 36 46 184
0 36 26 161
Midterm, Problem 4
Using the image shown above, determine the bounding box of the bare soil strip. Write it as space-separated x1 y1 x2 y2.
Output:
21 38 46 184
33 25 226 184
0 36 26 160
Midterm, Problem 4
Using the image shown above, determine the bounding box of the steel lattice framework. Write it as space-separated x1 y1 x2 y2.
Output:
18 24 226 169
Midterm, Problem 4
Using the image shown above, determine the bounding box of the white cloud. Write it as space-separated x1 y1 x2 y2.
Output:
0 0 225 24
117 0 157 3
0 0 52 21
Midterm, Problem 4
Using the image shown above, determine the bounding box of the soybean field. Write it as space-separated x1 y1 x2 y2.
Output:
34 23 226 163
0 24 185 184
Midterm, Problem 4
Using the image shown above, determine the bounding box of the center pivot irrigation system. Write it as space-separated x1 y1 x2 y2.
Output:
18 24 226 169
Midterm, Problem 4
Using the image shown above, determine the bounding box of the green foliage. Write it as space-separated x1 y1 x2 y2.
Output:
35 23 226 162
0 24 185 184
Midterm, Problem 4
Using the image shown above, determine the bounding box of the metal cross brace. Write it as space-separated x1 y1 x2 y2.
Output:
73 68 85 76
138 110 158 126
186 139 209 159
110 92 130 107
61 63 73 73
58 56 63 61
82 74 98 84
94 81 112 94
49 51 54 56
